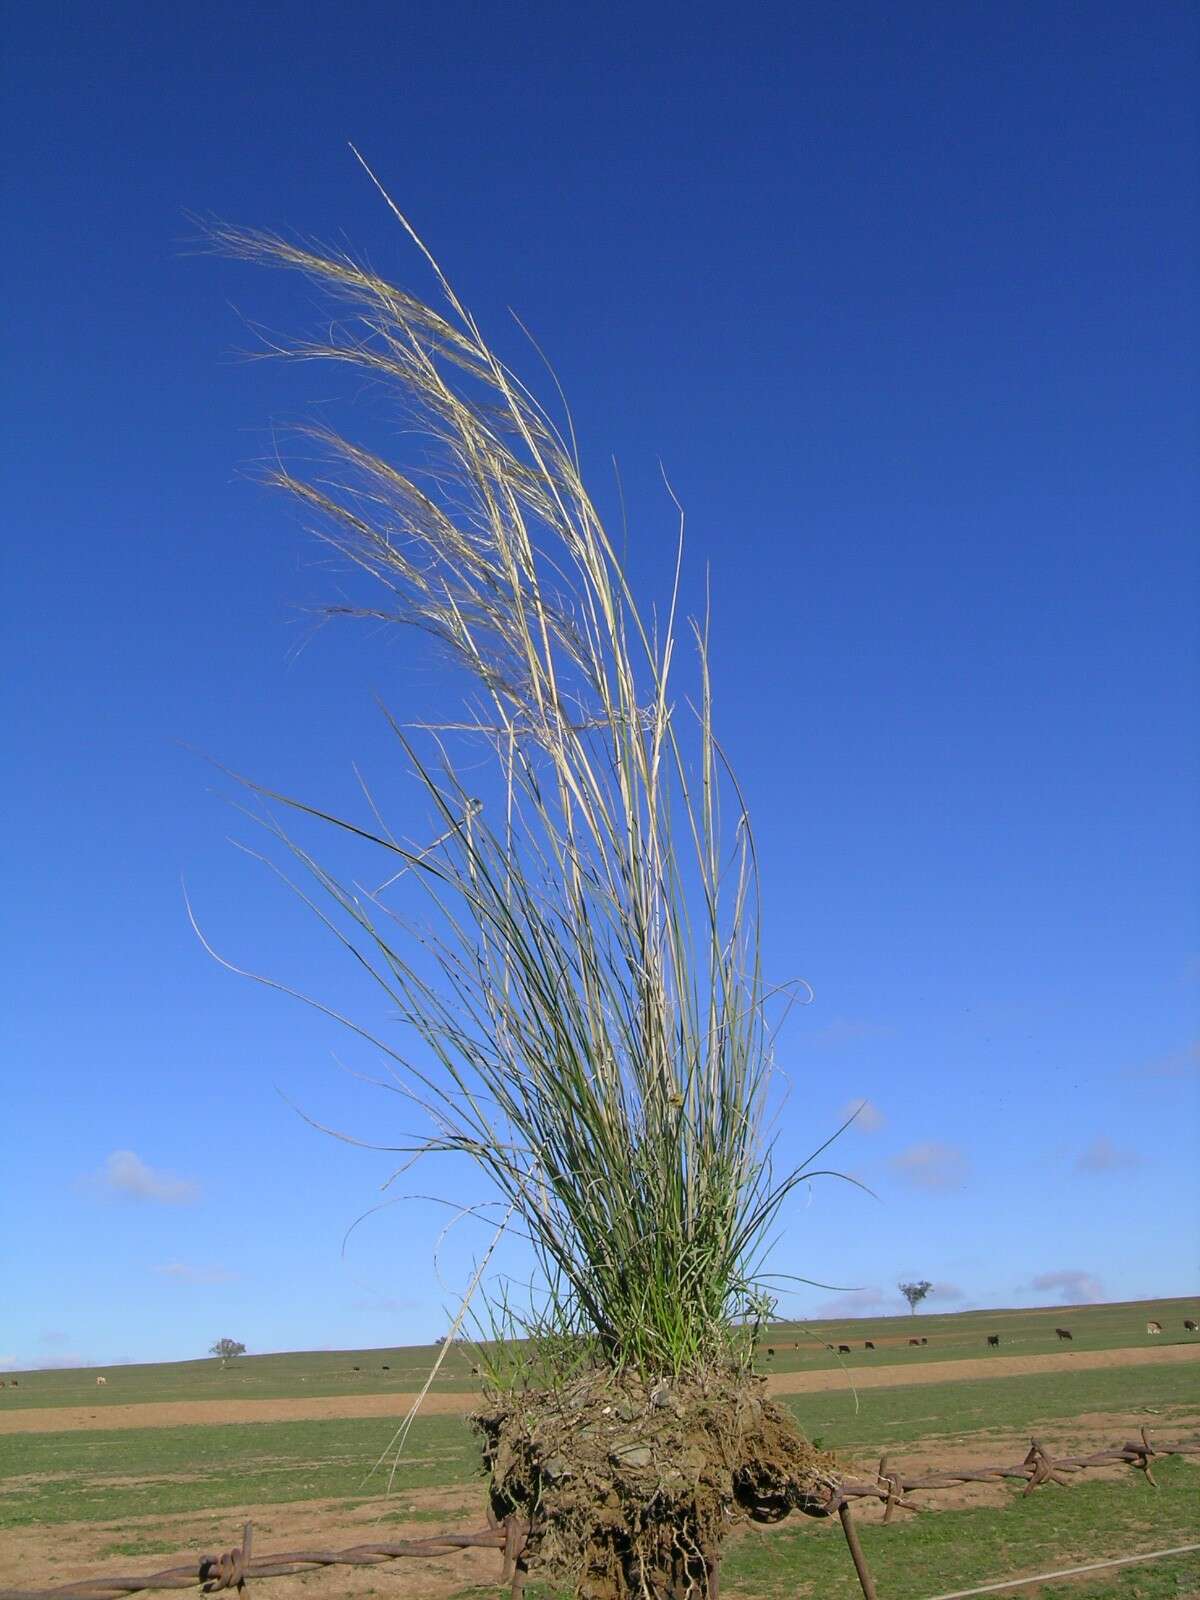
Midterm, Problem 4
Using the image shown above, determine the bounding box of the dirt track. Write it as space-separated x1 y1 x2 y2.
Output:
770 1342 1200 1396
2 1345 1195 1435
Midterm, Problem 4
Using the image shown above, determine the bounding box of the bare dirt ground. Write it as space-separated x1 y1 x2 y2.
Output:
765 1342 1200 1400
2 1344 1195 1436
0 1484 492 1600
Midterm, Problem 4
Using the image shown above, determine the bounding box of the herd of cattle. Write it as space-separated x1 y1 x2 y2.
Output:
773 1317 1199 1357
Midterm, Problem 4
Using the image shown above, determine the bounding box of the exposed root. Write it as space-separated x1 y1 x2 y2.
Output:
473 1368 837 1599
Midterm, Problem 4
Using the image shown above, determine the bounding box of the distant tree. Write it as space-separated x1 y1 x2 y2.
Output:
210 1338 246 1363
898 1280 933 1315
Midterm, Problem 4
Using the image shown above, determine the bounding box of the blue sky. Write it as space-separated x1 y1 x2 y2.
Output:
2 0 1197 1371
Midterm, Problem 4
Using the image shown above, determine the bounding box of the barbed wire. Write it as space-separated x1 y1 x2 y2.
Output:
0 1522 515 1600
812 1429 1200 1600
0 1431 1196 1600
822 1426 1200 1518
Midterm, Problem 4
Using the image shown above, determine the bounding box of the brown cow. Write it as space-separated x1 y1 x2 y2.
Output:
986 1335 1000 1348
837 1344 851 1354
1055 1327 1073 1340
908 1337 920 1346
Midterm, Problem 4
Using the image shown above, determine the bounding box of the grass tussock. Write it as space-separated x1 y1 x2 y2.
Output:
210 184 838 1387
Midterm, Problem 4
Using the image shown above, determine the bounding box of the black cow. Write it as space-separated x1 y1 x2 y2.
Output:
920 1337 928 1345
986 1335 1000 1348
381 1364 390 1370
1055 1327 1073 1341
837 1344 851 1354
1184 1320 1197 1332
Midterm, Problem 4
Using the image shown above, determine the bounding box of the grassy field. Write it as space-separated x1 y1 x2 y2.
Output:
723 1454 1199 1600
3 1362 1195 1530
1 1299 1197 1600
759 1296 1199 1374
0 1341 481 1409
2 1297 1195 1410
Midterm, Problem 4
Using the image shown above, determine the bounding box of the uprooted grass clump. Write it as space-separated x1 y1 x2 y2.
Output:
474 1368 837 1598
213 162 852 1596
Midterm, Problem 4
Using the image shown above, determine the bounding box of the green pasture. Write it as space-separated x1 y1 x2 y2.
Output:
0 1341 481 1409
2 1361 1194 1531
2 1359 1196 1599
2 1298 1195 1412
0 1413 479 1529
759 1296 1199 1374
719 1455 1198 1600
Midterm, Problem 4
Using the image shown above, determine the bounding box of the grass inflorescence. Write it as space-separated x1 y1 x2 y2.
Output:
210 185 838 1385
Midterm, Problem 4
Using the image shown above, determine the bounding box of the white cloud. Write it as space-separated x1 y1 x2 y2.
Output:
890 1141 968 1191
838 1098 885 1132
12 1352 92 1371
153 1262 235 1285
814 1287 887 1319
1075 1136 1141 1175
930 1281 965 1301
89 1150 199 1206
1031 1269 1104 1304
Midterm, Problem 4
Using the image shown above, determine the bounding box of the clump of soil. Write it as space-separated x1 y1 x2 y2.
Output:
472 1368 836 1599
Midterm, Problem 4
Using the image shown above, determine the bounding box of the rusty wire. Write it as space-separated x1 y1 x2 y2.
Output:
820 1427 1200 1515
0 1523 511 1600
0 1432 1196 1600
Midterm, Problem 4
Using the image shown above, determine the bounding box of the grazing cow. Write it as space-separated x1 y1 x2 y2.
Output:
908 1337 920 1346
864 1341 875 1350
381 1365 390 1371
986 1335 1000 1348
352 1365 360 1372
0 1381 6 1389
1055 1328 1073 1341
1147 1321 1163 1335
10 1380 16 1387
1184 1320 1197 1332
920 1337 928 1345
96 1376 107 1386
766 1347 775 1357
837 1344 851 1354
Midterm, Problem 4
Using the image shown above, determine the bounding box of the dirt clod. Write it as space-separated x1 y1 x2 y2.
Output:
473 1368 835 1599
